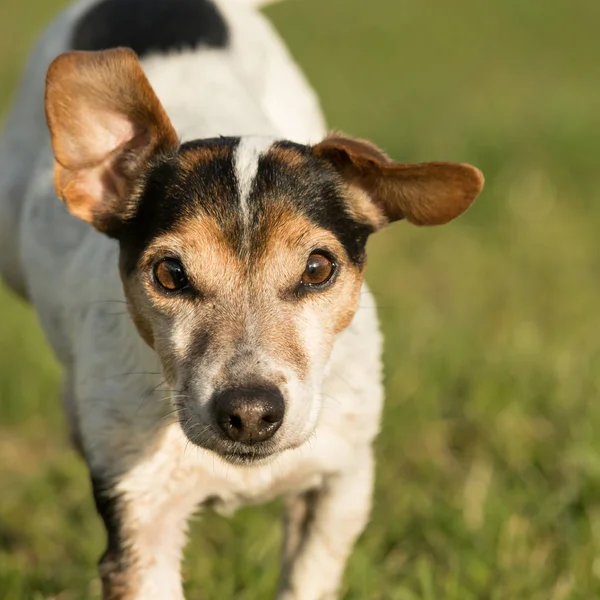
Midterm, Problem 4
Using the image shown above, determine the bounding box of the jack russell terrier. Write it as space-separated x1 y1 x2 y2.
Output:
0 0 484 597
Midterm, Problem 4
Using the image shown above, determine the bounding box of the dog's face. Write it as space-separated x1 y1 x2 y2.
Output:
45 48 484 463
117 137 374 461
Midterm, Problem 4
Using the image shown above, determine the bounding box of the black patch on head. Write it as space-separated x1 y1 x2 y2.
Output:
251 142 373 266
71 0 229 56
119 137 241 274
117 137 372 276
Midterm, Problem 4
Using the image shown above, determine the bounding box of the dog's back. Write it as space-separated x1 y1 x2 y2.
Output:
0 0 325 300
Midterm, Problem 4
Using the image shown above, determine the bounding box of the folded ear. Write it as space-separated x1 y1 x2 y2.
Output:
312 134 484 228
45 48 179 235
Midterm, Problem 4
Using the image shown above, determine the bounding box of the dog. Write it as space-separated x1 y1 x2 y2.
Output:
0 0 484 598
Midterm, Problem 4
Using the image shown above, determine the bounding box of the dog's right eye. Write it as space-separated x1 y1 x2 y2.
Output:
154 258 189 292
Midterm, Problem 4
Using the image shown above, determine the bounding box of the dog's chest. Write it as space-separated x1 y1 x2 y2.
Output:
199 428 353 511
118 422 352 519
205 467 325 516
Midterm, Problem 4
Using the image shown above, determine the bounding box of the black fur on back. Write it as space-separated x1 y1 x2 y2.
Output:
71 0 229 56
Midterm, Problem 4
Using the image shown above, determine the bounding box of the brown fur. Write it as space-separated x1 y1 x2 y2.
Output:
139 211 312 380
343 183 388 230
267 143 306 169
179 143 232 173
313 133 484 227
121 193 365 389
45 48 179 233
99 552 140 600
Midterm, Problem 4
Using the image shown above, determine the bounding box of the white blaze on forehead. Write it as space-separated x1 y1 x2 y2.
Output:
234 136 277 226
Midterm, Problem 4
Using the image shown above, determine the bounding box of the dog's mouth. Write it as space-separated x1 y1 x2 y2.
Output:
219 446 278 465
191 432 280 465
175 403 282 464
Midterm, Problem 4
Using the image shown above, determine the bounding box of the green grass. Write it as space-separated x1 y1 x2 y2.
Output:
1 0 600 597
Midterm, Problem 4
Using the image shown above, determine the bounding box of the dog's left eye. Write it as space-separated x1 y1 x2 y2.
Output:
154 258 189 292
301 253 336 287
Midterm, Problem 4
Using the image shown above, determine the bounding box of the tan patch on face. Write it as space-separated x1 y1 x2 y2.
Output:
343 183 387 230
162 210 314 381
259 209 366 338
331 263 365 334
121 201 366 393
178 144 232 173
267 144 306 169
142 216 236 304
129 217 235 383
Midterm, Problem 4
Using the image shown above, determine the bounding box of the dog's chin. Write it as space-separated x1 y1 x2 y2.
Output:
176 418 283 466
217 448 278 466
195 437 281 466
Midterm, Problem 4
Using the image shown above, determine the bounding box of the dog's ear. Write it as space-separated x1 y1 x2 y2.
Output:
312 133 484 228
45 48 179 236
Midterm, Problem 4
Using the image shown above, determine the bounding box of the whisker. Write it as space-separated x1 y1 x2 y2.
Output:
317 392 342 406
330 371 361 398
105 371 163 380
134 379 168 416
85 299 129 306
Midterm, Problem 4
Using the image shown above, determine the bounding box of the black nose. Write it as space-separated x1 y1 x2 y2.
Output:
213 387 285 445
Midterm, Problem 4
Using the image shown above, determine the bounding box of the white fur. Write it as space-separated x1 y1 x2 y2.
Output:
234 136 275 226
0 1 383 598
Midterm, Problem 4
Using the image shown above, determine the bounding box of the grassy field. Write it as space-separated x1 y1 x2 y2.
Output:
1 0 600 598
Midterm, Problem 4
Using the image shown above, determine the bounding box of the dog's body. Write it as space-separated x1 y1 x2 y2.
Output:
0 1 483 598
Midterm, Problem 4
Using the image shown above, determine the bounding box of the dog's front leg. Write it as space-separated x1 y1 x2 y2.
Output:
278 447 374 600
92 474 191 600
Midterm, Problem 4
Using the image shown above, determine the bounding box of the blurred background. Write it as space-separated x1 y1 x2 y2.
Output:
1 0 600 598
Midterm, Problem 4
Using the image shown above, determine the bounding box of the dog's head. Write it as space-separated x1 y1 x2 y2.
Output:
45 49 484 463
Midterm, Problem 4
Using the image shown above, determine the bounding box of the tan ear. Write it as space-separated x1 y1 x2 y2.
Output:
45 48 179 235
312 134 484 227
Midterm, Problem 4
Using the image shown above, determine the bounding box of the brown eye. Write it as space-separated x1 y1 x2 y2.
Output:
154 258 188 292
301 253 335 287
